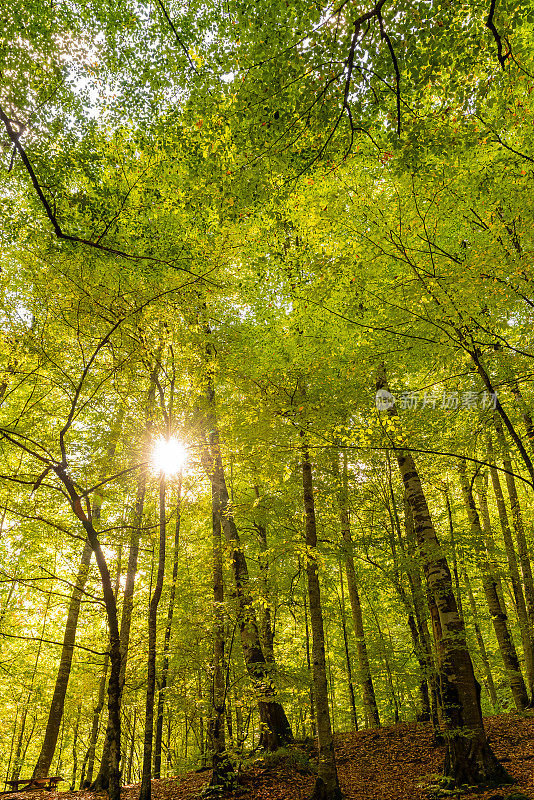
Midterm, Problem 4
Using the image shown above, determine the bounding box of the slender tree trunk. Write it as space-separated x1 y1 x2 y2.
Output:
324 622 335 733
402 498 438 726
14 586 52 780
487 432 534 698
459 463 528 710
83 654 109 787
200 379 292 750
128 709 137 785
253 485 275 664
252 484 284 749
82 550 123 788
6 706 19 789
226 690 234 747
476 472 507 601
198 669 207 762
405 611 431 721
92 366 159 792
337 451 380 728
444 490 464 622
33 541 92 777
11 710 28 779
367 596 399 723
302 439 342 800
207 480 234 788
71 703 81 790
495 421 534 670
231 675 242 753
34 405 125 778
303 579 317 738
139 475 167 800
384 474 435 723
463 570 499 711
377 368 509 788
510 381 534 453
338 562 358 730
154 474 182 778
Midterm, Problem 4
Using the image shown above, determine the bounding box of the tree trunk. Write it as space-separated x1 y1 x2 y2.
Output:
369 597 400 723
377 368 509 788
253 485 275 664
337 451 380 728
200 380 292 750
34 405 125 778
303 578 317 738
208 479 234 789
476 472 507 603
443 490 464 621
338 562 358 730
13 585 53 781
301 440 342 800
402 498 439 727
92 365 159 792
459 463 528 710
32 540 92 777
55 473 122 800
252 484 285 749
127 709 137 785
495 420 534 677
462 570 499 711
82 653 109 787
71 703 81 790
487 432 534 698
384 473 435 724
510 381 534 453
154 474 182 778
139 475 167 800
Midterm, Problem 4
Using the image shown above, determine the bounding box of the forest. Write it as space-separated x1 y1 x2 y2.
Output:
1 1 534 799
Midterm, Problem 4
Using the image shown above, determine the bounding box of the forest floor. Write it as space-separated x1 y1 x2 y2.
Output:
5 713 534 800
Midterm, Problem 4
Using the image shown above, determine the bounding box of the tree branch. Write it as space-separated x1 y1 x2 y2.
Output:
155 0 198 73
377 9 401 135
486 0 511 70
0 103 201 272
0 631 107 656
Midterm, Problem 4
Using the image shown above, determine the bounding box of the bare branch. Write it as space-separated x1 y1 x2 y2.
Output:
0 104 204 276
377 9 401 135
486 0 511 70
155 0 198 73
0 631 107 656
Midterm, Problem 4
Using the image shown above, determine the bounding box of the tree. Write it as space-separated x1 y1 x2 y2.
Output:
376 368 510 788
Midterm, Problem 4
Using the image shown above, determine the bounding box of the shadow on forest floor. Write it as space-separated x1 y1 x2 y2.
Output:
4 714 534 800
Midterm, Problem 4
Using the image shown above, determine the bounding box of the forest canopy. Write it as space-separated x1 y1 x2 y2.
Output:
1 1 534 799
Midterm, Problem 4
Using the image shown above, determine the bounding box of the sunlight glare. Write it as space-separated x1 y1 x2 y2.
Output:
151 436 187 476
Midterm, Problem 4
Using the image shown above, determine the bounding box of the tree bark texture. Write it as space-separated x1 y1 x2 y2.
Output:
459 462 528 710
139 476 167 800
377 368 509 788
302 439 343 800
200 379 292 750
154 473 182 778
337 451 380 728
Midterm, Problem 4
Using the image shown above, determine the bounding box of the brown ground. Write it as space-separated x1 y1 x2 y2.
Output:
4 714 534 800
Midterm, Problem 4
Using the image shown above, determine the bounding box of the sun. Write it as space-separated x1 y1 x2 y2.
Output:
151 436 187 476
